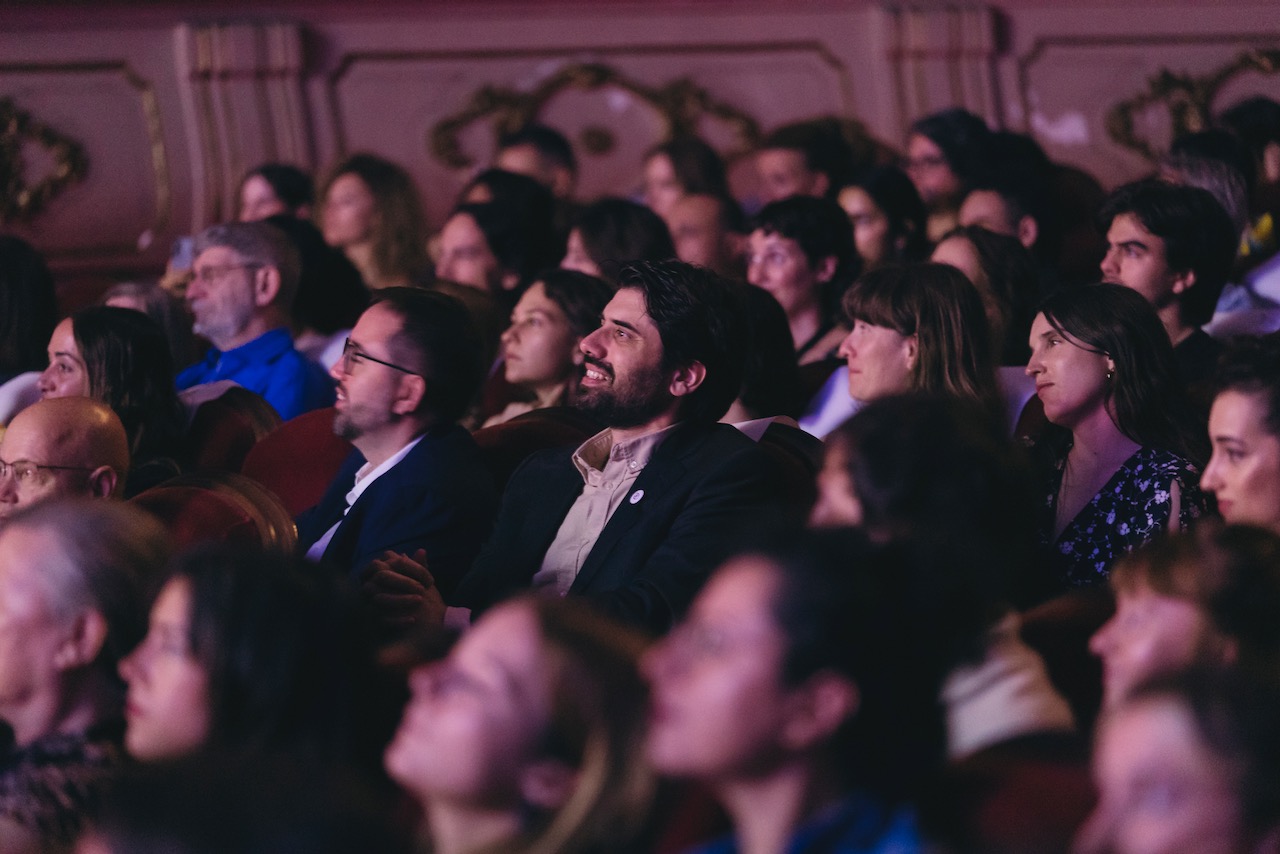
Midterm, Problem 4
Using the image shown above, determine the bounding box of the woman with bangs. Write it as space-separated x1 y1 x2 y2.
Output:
1025 283 1207 589
384 595 659 854
836 263 1004 427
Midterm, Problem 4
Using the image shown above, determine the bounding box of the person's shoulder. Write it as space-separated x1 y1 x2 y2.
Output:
1135 445 1201 478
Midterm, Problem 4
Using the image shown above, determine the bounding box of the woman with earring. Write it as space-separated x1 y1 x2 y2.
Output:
1025 283 1207 589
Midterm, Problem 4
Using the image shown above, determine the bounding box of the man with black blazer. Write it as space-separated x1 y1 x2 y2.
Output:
392 260 778 634
297 288 496 600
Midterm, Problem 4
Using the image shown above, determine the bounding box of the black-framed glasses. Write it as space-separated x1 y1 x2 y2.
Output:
340 338 418 375
0 458 95 486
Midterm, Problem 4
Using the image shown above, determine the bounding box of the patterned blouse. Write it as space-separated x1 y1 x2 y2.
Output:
0 724 124 845
1037 443 1206 589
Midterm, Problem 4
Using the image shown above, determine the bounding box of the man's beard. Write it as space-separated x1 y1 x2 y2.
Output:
575 357 674 429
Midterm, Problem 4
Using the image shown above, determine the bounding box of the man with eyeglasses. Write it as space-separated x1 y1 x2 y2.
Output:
0 397 130 523
175 221 334 421
297 288 497 607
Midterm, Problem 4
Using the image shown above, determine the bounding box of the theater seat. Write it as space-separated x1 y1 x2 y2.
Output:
471 406 604 493
131 471 298 555
184 386 282 472
241 407 355 517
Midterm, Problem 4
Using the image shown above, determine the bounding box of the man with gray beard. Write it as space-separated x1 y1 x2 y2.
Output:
297 288 496 600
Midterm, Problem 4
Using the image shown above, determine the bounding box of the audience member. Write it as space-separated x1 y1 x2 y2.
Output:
663 192 747 279
298 289 495 599
453 168 565 279
120 545 386 774
102 280 198 368
641 136 731 218
1201 332 1280 532
1097 178 1238 399
723 284 804 424
1026 283 1206 589
837 165 929 271
0 398 129 523
747 195 860 363
438 260 775 633
0 499 169 852
1091 523 1280 711
319 153 429 290
811 396 1072 756
958 131 1059 254
385 596 657 854
482 269 614 427
495 123 578 201
1077 667 1280 854
906 108 992 241
838 263 1004 425
38 306 186 495
237 163 314 222
644 530 946 853
437 198 560 299
754 116 857 203
176 221 334 421
561 198 676 284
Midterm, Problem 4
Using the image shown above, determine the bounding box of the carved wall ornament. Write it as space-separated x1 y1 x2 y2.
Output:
1106 47 1280 163
0 96 88 224
428 62 763 170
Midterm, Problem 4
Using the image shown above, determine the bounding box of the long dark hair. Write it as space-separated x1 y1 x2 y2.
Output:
71 305 186 462
1038 282 1206 463
0 235 58 379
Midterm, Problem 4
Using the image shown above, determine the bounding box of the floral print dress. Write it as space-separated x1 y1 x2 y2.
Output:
1037 444 1205 588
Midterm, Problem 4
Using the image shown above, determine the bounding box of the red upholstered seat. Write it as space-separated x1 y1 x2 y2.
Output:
241 407 355 517
471 406 604 493
130 471 298 554
184 386 282 472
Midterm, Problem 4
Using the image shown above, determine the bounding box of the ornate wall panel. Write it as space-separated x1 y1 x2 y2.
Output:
326 43 854 226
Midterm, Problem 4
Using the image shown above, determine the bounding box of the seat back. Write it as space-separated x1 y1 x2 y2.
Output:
471 406 603 493
185 386 282 472
241 407 354 517
131 471 298 555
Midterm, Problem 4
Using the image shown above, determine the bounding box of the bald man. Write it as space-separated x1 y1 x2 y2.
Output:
0 398 130 522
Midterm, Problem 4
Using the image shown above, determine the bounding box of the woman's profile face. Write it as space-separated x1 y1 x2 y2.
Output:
837 319 916 402
1076 698 1245 854
501 282 580 391
1025 312 1113 430
643 557 797 783
643 153 683 220
322 173 377 249
119 578 211 761
238 175 288 222
838 186 892 270
1201 389 1280 533
384 602 553 807
38 318 90 400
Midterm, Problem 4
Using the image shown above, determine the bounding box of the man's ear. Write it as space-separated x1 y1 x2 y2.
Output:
779 672 860 751
519 759 577 811
814 255 838 284
54 609 109 672
668 361 707 399
253 266 283 308
1171 268 1197 295
1016 215 1039 250
88 466 119 499
391 374 427 416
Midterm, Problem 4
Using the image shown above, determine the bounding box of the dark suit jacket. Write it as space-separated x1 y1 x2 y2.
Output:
453 422 778 633
297 424 498 597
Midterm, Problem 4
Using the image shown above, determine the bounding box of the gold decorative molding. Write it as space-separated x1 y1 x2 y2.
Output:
0 95 88 225
428 62 762 170
1106 47 1280 163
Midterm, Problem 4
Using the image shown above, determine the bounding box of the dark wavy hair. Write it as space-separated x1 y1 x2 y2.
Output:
1214 331 1280 440
842 165 930 264
71 305 186 463
453 195 561 294
644 136 731 199
940 224 1041 365
535 268 615 340
751 195 861 327
321 153 428 286
241 163 314 212
842 263 1004 425
908 108 992 189
1037 282 1206 463
616 260 745 425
